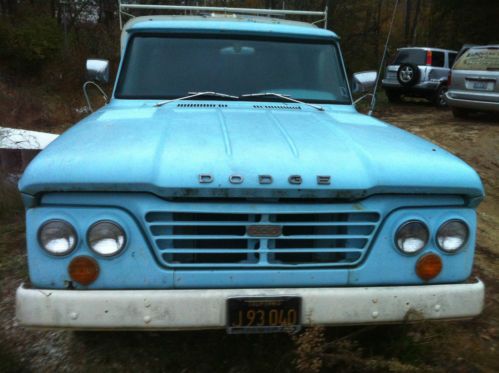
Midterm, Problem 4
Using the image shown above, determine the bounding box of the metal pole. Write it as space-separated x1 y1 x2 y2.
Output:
118 0 123 29
324 2 329 29
368 0 400 116
119 4 325 17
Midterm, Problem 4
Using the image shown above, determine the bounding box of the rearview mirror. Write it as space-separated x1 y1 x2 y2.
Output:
352 71 377 94
86 59 109 83
220 46 255 55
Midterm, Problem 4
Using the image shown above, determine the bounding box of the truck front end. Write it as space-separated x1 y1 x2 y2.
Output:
16 15 484 333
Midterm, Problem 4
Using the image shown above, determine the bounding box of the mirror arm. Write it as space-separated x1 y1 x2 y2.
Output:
353 93 374 105
83 81 109 112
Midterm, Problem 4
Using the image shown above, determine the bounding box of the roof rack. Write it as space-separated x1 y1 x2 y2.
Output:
117 1 329 30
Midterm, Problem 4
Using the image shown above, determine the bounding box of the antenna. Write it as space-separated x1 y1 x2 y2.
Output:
368 0 400 116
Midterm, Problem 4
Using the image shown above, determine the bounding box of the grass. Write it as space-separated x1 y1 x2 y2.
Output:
0 346 26 373
352 90 392 116
292 325 431 372
43 322 490 372
0 175 26 290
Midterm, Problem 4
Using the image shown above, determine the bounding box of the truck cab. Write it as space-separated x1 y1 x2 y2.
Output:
16 8 484 333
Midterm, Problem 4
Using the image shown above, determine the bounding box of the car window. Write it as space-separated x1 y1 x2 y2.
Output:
431 51 445 67
448 53 457 67
393 49 426 65
453 47 499 71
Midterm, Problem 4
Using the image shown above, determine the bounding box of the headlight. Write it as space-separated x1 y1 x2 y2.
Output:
38 220 77 255
395 220 429 254
88 221 126 256
437 219 468 253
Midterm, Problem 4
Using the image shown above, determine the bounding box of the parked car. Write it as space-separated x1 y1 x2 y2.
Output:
446 45 499 117
382 47 458 107
15 4 485 333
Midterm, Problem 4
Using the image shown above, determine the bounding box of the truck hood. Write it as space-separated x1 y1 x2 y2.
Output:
19 101 484 202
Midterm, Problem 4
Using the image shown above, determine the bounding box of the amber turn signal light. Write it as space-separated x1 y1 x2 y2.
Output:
416 253 442 281
68 256 99 285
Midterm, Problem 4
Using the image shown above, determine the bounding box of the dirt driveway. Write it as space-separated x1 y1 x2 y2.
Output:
0 103 497 372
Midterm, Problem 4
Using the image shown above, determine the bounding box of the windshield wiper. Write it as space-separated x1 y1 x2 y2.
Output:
155 91 239 107
241 92 324 111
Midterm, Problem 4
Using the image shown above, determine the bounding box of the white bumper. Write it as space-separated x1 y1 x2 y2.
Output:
16 280 485 330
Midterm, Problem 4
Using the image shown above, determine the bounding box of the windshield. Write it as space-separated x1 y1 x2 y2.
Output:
115 34 351 104
453 47 499 71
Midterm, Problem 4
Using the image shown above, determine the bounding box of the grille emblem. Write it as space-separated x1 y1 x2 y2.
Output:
247 225 282 237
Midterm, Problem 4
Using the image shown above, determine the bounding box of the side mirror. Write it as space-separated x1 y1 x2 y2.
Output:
351 71 377 94
86 59 109 83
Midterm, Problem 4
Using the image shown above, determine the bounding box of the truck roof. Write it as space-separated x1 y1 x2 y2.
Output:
120 15 338 50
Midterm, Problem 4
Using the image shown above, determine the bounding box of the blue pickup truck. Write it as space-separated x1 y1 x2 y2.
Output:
15 6 485 333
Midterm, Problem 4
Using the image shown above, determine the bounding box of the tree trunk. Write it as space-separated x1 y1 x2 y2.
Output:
404 0 412 45
410 0 422 45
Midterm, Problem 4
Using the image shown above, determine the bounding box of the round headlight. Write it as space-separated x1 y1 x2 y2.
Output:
395 220 429 254
88 221 126 256
437 219 468 253
38 220 77 255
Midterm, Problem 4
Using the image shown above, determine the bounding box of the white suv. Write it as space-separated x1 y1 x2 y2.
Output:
382 47 458 107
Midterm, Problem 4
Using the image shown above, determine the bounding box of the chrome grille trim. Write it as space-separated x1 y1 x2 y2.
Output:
145 209 382 269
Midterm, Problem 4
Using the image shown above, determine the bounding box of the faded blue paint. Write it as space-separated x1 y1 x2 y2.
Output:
27 193 475 289
19 16 485 291
19 101 483 201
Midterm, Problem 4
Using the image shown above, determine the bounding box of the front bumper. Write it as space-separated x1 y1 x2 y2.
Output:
16 279 485 330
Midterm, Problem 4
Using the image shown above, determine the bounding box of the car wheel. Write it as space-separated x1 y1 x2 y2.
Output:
397 63 420 87
433 85 448 108
452 107 470 118
385 90 402 103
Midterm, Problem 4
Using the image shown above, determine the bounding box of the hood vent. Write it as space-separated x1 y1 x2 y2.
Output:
177 103 228 108
253 104 301 110
175 103 302 110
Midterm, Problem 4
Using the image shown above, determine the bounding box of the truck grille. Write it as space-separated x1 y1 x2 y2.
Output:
145 209 381 269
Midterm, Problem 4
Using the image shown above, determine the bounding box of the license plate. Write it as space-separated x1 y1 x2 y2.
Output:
227 296 301 334
473 81 488 90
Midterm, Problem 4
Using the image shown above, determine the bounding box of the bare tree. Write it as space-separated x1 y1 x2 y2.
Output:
410 0 422 45
404 0 412 45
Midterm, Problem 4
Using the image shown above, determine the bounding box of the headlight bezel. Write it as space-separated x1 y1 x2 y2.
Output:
394 220 430 255
436 219 469 254
87 220 127 257
38 219 78 256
